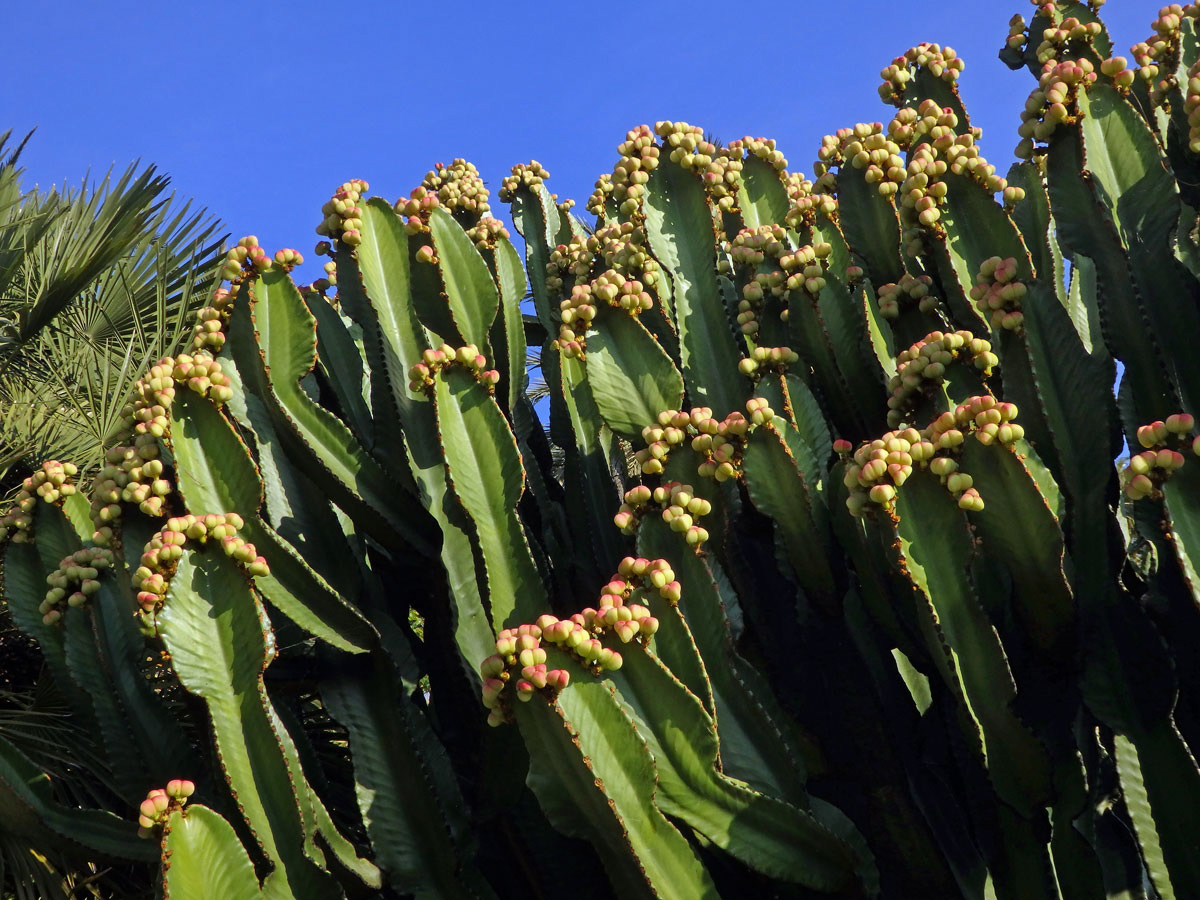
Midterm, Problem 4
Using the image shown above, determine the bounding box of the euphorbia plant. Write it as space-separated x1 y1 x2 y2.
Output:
3 3 1200 898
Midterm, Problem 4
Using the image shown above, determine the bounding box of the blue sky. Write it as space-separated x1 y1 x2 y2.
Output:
5 1 1153 283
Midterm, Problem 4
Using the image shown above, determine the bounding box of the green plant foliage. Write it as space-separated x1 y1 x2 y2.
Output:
4 3 1200 897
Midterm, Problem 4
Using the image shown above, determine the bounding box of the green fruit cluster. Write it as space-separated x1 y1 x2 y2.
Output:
632 401 772 484
479 623 574 728
1123 413 1199 499
497 161 551 202
1004 13 1028 54
588 124 662 218
38 546 114 625
878 42 965 105
136 780 195 838
1131 4 1200 103
407 344 502 394
0 461 78 544
478 555 683 725
738 345 801 377
614 480 713 548
816 122 905 200
190 287 234 353
1015 58 1098 159
898 115 1010 254
316 179 370 247
1183 55 1200 152
877 273 938 319
393 159 510 252
547 220 662 357
887 330 998 428
970 256 1026 331
843 396 1024 516
88 350 233 541
132 513 264 618
220 235 274 281
1033 15 1105 65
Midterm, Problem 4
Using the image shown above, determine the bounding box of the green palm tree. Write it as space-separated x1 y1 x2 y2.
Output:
0 129 224 899
0 129 226 490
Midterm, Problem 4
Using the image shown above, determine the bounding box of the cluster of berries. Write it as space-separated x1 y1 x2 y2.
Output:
479 557 678 726
878 43 965 105
1032 15 1105 65
897 118 1010 255
1131 4 1200 104
87 351 233 542
547 221 662 357
314 179 370 249
406 344 501 394
132 514 267 618
877 274 938 319
738 346 801 378
1015 58 1104 159
1123 413 1199 499
498 161 552 203
613 481 712 549
588 125 662 218
136 780 195 838
815 123 906 201
190 287 235 353
38 546 113 624
1185 58 1200 152
886 331 998 428
783 171 838 228
394 158 512 251
840 396 1024 516
970 256 1026 331
0 461 78 544
219 235 274 282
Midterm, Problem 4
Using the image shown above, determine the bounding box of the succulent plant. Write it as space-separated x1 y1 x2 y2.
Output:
3 2 1200 897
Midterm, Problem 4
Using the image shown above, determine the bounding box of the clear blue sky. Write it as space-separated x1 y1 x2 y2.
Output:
5 1 1153 283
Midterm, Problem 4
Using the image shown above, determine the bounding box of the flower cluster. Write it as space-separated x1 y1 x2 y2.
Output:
0 461 78 544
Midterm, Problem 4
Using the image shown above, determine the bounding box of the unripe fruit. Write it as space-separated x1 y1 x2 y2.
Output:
869 483 896 504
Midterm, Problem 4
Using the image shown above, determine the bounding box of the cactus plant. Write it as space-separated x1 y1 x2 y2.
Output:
3 2 1200 897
